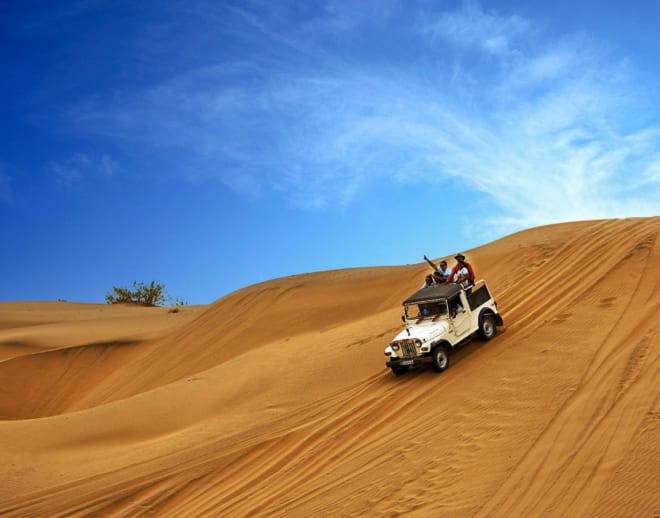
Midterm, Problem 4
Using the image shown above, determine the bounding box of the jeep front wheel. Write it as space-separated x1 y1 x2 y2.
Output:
432 346 449 372
391 365 409 376
479 314 497 340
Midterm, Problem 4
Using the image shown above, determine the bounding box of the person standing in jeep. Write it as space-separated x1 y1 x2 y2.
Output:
423 255 451 280
446 253 475 290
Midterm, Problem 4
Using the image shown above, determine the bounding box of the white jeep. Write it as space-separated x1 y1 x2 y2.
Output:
385 280 503 375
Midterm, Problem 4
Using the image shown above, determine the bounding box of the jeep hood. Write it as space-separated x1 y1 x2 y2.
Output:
392 321 451 344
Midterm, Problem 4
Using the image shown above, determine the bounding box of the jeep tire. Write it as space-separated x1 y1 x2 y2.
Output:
479 314 497 340
432 346 450 372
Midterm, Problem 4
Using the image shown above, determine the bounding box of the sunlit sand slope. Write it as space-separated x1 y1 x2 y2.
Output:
0 217 658 517
0 303 205 419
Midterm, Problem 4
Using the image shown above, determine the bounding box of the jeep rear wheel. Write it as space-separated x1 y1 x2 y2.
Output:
479 314 497 340
391 365 409 376
432 346 449 372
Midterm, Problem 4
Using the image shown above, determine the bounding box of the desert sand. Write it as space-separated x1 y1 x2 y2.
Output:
0 217 658 517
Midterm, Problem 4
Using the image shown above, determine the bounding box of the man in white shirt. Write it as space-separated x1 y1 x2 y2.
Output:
424 255 450 280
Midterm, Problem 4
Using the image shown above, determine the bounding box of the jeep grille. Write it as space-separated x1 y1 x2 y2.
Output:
398 340 418 358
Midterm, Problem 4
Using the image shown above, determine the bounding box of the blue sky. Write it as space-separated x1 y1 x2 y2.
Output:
2 0 659 304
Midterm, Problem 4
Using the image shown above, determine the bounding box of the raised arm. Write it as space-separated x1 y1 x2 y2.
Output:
423 255 438 270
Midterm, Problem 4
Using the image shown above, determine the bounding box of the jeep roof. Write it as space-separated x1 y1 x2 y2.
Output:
403 283 463 304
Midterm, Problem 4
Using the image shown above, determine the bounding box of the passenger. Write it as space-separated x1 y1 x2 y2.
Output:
446 253 475 290
421 274 434 289
431 271 445 285
424 255 451 280
449 298 464 318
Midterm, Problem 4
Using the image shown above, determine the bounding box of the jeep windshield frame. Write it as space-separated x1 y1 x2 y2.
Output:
404 299 450 321
402 284 463 322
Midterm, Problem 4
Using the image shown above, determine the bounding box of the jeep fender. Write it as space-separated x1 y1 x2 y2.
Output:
431 340 452 352
479 308 503 327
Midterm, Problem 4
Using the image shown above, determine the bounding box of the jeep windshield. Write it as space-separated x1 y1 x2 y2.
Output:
404 300 449 320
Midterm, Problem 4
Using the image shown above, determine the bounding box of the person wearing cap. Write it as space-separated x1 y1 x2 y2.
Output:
423 255 451 280
446 253 475 290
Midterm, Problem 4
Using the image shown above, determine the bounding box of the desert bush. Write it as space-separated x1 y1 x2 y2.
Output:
105 281 168 306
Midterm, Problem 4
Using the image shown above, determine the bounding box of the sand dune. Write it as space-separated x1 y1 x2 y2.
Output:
0 217 658 517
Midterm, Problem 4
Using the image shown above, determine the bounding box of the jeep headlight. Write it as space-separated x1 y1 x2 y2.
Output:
391 343 400 351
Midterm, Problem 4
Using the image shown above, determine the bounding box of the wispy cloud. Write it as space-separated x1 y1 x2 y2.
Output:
426 0 533 57
49 153 118 186
66 0 660 229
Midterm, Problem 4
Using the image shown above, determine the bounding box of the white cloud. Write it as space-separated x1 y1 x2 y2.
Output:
49 153 118 185
426 0 532 57
66 1 660 230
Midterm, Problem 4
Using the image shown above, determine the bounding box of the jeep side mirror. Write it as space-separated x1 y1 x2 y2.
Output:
401 315 405 323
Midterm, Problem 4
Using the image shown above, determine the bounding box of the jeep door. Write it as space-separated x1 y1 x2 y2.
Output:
449 295 472 337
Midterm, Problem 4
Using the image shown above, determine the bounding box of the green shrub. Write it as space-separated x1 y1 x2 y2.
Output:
106 281 168 307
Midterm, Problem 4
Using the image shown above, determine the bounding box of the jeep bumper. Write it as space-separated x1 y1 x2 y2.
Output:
386 356 433 368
